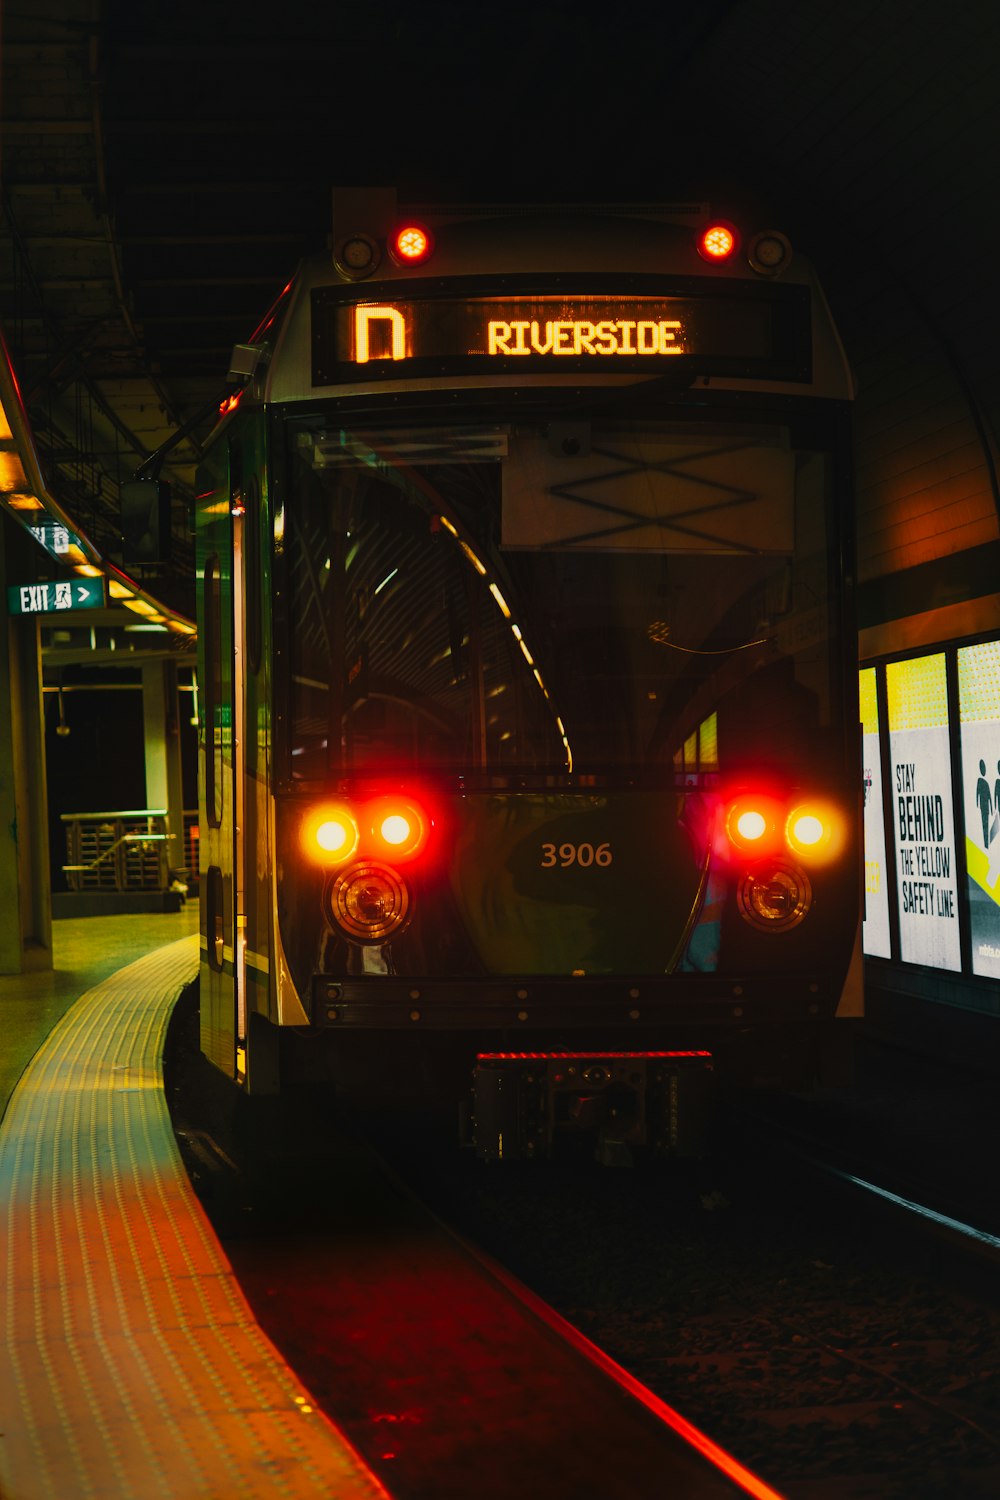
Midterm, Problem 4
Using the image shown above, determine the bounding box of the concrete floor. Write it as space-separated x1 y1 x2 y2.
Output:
0 906 199 1120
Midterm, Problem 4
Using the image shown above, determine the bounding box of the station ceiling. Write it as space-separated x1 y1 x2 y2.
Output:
2 0 998 627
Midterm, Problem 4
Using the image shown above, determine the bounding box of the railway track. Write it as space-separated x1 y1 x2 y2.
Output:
728 1090 1000 1309
167 1009 781 1499
167 995 1000 1500
395 1107 1000 1500
178 1129 781 1498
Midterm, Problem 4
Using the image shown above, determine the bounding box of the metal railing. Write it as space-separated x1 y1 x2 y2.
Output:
61 810 175 893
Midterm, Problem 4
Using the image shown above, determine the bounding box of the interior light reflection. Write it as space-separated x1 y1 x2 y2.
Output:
489 582 511 617
460 541 487 576
439 508 573 774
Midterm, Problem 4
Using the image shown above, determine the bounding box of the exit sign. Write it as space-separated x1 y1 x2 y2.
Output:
7 578 106 615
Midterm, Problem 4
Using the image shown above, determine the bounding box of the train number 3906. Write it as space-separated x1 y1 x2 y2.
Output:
540 842 613 868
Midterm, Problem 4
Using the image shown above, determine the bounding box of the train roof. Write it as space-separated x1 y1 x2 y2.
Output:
252 201 853 406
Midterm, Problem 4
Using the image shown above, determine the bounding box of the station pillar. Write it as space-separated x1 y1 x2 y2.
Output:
142 658 185 879
0 515 52 973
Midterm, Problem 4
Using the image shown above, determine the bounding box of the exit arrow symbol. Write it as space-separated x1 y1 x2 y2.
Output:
76 584 91 603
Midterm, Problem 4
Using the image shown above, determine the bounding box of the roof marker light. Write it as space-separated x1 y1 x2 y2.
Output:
392 224 432 264
698 223 738 262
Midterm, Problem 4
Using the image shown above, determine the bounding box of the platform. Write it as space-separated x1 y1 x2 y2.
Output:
0 926 388 1500
5 912 995 1499
0 910 201 1120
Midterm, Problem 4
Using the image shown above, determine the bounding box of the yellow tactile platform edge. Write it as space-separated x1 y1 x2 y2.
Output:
0 936 388 1500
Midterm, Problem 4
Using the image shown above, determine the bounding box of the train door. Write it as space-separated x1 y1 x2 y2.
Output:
236 464 283 1094
199 452 238 1079
230 439 249 1084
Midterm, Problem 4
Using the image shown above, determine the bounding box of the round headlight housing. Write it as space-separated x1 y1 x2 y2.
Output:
747 229 792 276
334 232 381 279
329 861 410 942
738 860 812 932
390 223 433 265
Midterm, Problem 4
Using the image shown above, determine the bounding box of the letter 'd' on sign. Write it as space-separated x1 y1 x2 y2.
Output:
354 305 407 364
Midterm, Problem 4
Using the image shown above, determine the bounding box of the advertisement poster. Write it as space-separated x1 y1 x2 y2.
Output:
860 668 891 958
886 655 961 972
958 641 1000 980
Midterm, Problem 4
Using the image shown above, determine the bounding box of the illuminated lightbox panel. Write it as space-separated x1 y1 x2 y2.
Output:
862 640 1000 982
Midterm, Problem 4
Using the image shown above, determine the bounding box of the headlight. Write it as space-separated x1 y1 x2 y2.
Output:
329 862 410 942
738 860 812 931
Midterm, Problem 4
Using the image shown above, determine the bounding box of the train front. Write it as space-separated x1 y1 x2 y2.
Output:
264 197 860 1160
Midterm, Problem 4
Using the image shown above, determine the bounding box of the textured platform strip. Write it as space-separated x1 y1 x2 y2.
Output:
0 936 388 1500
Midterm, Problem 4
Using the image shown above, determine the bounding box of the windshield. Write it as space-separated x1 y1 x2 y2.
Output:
281 408 841 785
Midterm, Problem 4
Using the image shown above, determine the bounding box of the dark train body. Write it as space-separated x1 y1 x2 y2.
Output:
195 194 861 1159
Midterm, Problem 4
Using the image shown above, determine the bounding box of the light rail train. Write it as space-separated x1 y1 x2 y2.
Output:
192 192 862 1160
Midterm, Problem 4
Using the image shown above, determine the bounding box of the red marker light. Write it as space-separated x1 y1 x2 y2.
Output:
392 224 432 264
736 809 768 842
725 794 781 854
698 223 737 262
380 813 413 847
367 797 429 860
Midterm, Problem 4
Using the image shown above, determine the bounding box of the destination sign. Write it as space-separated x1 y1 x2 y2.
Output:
312 283 811 385
8 578 105 615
